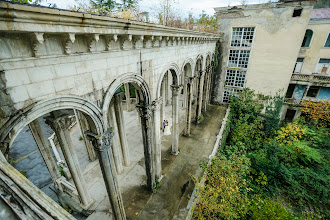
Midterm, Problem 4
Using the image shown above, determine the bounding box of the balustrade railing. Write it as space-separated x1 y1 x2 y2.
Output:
291 73 330 83
283 98 302 105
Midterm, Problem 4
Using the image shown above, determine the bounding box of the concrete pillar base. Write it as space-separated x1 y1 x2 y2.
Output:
171 150 179 156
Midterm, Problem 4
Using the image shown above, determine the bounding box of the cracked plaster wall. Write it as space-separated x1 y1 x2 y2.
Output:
214 1 315 102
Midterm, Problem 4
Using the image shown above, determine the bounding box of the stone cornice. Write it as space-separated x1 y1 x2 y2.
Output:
0 1 220 40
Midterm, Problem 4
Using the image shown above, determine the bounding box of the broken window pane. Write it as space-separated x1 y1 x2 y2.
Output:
225 69 246 88
228 50 250 68
306 86 320 98
231 27 255 47
222 88 242 103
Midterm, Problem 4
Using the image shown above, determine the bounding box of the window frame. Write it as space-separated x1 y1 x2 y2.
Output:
225 69 247 88
306 86 321 98
293 57 304 73
227 49 251 69
301 29 314 48
314 58 330 75
324 32 330 48
230 27 255 48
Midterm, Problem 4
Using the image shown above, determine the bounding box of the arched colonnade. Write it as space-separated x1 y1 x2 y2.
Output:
0 53 214 220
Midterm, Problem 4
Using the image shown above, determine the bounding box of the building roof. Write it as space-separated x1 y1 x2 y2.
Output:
310 8 330 20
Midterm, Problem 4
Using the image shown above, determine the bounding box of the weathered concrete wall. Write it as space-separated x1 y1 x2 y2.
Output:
299 22 330 74
214 1 315 102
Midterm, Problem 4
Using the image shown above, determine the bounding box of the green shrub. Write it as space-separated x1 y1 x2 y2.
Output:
193 153 251 219
248 197 296 220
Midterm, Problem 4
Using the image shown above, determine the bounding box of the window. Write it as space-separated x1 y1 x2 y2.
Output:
222 88 242 103
301 29 313 47
325 34 330 47
293 58 304 73
292 8 302 17
306 86 320 98
225 69 246 88
315 59 330 74
231 27 255 47
228 50 250 68
285 84 296 98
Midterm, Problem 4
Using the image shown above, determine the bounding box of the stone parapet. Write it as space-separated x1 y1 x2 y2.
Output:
0 2 220 60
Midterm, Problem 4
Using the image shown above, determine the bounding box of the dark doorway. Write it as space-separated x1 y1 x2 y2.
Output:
285 109 296 121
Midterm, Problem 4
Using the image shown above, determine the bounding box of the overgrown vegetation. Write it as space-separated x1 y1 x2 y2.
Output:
194 88 330 219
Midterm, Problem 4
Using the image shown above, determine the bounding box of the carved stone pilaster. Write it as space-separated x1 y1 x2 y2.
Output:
105 34 118 51
133 35 144 49
62 33 75 55
165 36 170 46
119 34 132 50
153 36 162 47
171 36 176 46
143 35 154 48
31 32 44 57
87 34 100 52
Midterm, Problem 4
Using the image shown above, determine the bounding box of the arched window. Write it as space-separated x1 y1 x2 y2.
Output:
301 29 313 47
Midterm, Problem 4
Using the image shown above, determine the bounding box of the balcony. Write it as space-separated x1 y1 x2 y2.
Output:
291 73 330 86
283 98 302 106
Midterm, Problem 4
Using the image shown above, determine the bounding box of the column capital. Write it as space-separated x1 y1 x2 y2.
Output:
170 85 182 96
85 129 114 152
151 98 163 112
136 104 152 120
45 113 71 131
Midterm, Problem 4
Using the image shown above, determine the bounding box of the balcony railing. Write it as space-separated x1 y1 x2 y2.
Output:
291 73 330 83
284 98 302 105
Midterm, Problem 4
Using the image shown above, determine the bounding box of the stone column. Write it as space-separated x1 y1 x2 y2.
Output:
202 71 209 112
207 68 213 104
124 83 133 112
152 99 162 179
74 110 97 161
184 78 193 136
171 85 180 155
46 114 94 209
87 129 126 220
197 71 205 119
166 72 172 105
114 92 130 167
136 103 155 190
108 103 124 174
160 81 166 129
29 119 61 182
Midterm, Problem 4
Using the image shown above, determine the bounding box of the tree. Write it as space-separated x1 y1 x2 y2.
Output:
153 0 178 26
300 100 330 127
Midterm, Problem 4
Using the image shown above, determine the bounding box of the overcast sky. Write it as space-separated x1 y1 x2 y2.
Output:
41 0 269 16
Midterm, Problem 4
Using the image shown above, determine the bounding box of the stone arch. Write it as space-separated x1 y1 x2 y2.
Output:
0 95 104 148
181 58 195 79
195 54 204 74
156 63 181 99
102 73 151 126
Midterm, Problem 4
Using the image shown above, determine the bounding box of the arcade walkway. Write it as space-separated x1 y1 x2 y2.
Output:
136 105 227 219
67 104 225 220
